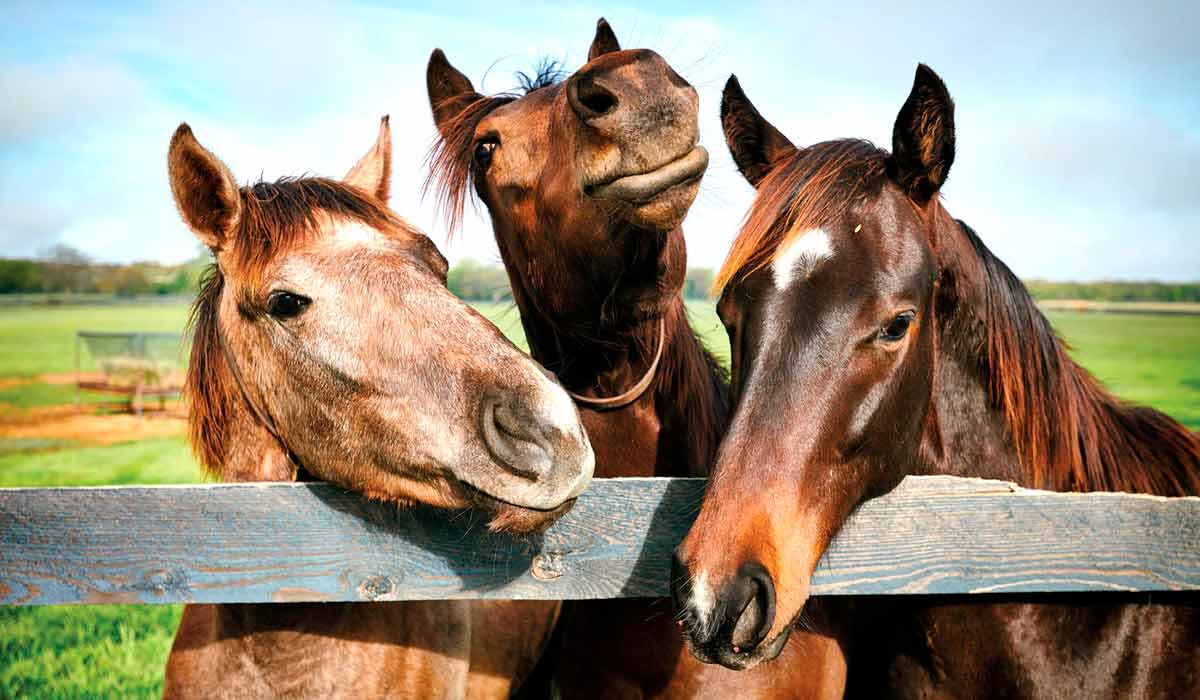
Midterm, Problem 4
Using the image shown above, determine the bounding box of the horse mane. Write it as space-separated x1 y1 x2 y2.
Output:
958 222 1200 496
713 139 1199 496
514 58 567 94
424 62 566 234
657 300 730 477
714 139 889 292
185 177 399 477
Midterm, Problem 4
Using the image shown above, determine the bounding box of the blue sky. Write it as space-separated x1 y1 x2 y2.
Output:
2 1 1197 280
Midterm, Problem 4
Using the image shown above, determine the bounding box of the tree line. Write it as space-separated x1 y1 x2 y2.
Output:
0 245 208 297
1 247 1196 303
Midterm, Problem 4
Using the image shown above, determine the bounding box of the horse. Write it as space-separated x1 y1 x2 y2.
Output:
671 66 1200 697
162 117 595 698
427 17 848 699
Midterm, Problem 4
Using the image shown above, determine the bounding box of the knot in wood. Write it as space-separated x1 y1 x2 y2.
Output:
531 552 565 581
357 575 395 600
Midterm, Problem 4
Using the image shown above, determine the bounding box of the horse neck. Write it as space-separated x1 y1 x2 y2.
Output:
925 217 1200 496
510 268 727 479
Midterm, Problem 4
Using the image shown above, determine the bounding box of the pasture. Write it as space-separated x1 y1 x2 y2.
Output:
0 301 1197 698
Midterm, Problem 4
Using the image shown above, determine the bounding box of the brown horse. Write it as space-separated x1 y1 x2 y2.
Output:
672 66 1200 696
428 18 847 699
163 118 594 698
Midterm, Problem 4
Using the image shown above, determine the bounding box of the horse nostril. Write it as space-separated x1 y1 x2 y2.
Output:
569 75 619 121
481 399 552 481
730 563 776 651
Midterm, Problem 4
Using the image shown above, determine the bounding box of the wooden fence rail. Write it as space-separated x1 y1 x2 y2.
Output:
2 475 1198 607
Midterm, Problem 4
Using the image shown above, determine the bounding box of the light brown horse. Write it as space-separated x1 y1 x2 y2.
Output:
673 67 1200 697
427 18 847 699
163 118 594 698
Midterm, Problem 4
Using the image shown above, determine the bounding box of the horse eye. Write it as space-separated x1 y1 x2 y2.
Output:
473 139 498 169
879 311 915 342
266 291 311 319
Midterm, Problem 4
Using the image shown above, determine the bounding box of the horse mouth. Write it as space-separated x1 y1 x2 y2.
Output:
686 624 791 671
458 481 577 534
587 146 708 204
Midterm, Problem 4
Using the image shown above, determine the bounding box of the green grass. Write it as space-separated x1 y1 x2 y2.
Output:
0 382 115 411
1046 311 1200 429
0 301 1197 698
0 436 201 488
0 304 191 378
0 605 182 700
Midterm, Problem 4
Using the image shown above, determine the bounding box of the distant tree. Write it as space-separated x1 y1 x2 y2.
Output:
447 259 511 301
103 264 153 297
42 243 91 265
39 243 96 292
683 267 716 299
0 259 44 293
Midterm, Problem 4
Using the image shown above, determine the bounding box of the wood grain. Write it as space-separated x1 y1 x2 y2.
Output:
1 476 1197 606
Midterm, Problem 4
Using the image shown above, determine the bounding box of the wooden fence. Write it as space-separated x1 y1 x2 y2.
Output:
1 475 1198 607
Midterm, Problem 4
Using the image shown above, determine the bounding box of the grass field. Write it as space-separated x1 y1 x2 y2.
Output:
0 301 1197 698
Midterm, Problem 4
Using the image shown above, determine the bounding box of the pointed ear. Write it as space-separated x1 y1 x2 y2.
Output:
721 75 797 188
168 124 241 249
890 64 955 203
588 17 621 60
427 49 481 137
344 116 392 203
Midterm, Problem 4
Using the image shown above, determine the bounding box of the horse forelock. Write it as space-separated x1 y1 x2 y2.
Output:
714 139 888 293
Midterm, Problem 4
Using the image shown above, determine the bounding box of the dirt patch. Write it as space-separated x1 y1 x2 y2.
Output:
36 372 104 385
0 405 187 445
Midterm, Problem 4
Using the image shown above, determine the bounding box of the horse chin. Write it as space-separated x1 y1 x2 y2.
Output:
456 481 576 534
624 176 702 231
703 626 792 671
486 499 576 534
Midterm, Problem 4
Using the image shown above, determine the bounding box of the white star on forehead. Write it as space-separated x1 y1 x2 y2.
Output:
771 228 834 288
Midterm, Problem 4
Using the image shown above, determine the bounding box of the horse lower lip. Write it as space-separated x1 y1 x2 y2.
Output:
588 146 708 203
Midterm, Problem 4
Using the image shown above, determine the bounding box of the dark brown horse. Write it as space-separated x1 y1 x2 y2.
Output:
428 18 847 699
672 66 1200 696
163 118 594 698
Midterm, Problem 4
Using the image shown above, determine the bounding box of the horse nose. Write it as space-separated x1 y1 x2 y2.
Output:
671 553 777 656
726 562 776 652
480 388 594 507
567 71 620 122
567 50 695 129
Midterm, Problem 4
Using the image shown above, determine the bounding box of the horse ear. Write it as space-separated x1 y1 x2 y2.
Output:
427 49 481 137
890 64 955 203
721 75 797 188
168 124 241 250
344 116 392 203
588 17 621 60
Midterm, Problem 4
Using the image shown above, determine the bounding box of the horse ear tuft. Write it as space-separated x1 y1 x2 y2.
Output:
721 75 797 188
890 64 955 203
427 49 481 136
588 18 621 60
344 116 392 203
167 124 240 250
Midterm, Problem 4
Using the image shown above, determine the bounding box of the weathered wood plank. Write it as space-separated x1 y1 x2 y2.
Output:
1 475 1198 606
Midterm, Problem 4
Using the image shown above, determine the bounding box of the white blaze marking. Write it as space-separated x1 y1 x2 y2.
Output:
690 571 715 635
771 228 833 289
